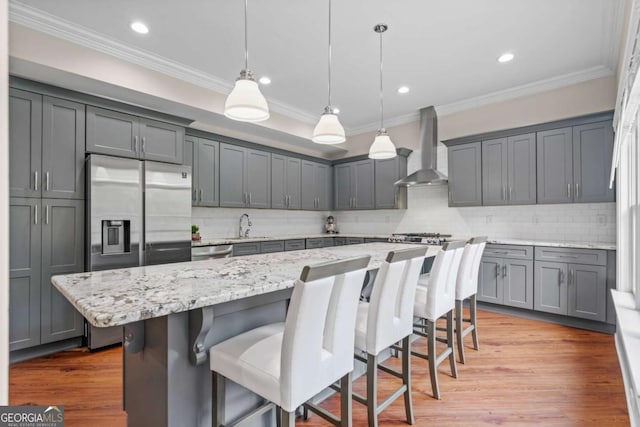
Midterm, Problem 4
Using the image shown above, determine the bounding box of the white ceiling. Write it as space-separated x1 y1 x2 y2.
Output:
10 0 623 133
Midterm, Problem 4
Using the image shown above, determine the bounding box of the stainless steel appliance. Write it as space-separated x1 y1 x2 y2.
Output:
388 232 451 245
86 154 192 349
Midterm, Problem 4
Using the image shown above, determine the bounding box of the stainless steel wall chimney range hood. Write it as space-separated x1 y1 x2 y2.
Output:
395 106 448 186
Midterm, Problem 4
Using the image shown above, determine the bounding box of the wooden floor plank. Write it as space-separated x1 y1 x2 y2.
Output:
9 310 629 426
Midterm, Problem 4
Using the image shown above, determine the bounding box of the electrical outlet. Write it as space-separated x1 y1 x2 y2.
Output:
486 215 493 224
596 214 607 226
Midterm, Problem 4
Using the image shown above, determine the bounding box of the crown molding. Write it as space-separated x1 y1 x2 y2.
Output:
435 65 614 118
8 1 318 125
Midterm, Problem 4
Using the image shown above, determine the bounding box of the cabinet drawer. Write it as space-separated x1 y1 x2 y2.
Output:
306 238 324 249
232 243 260 256
534 247 607 266
260 241 284 254
284 239 305 251
346 237 364 245
484 244 533 260
334 237 346 246
323 238 335 247
365 238 389 243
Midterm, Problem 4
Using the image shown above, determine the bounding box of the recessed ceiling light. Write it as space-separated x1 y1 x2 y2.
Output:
130 21 149 34
333 108 340 114
397 86 410 94
498 52 514 63
258 76 271 85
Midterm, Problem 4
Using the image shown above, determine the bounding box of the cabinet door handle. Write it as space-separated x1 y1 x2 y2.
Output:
509 187 513 201
34 204 38 225
448 191 452 203
575 183 580 199
193 189 197 201
502 187 505 201
141 137 146 153
45 205 50 225
559 270 564 283
200 189 204 201
568 269 572 285
133 136 138 152
567 183 571 199
45 172 50 192
249 192 252 205
495 264 500 278
34 171 38 191
502 265 507 278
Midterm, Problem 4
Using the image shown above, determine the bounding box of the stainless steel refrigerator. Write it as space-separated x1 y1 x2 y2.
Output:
86 154 192 349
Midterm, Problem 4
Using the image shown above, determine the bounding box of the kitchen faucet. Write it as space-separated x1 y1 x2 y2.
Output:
239 213 252 238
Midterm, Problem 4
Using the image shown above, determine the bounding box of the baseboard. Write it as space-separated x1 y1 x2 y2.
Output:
10 337 83 364
477 302 616 334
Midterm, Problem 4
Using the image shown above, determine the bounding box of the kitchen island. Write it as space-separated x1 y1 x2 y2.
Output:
52 243 441 427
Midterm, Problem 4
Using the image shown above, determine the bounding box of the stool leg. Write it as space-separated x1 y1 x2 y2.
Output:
276 406 282 427
280 408 295 427
447 310 458 379
340 372 353 427
427 320 440 400
470 294 479 350
211 371 225 427
367 353 378 427
455 299 465 364
402 336 414 425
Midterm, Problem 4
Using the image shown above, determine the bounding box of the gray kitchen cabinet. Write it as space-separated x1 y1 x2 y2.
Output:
375 156 408 209
42 96 85 200
533 247 607 322
448 142 482 207
40 199 84 344
260 241 285 253
334 237 346 246
572 121 615 203
9 89 42 199
284 239 305 251
537 123 613 204
333 159 375 210
86 106 184 164
9 198 41 351
482 134 536 206
302 161 331 210
272 155 301 209
9 198 84 351
10 91 85 200
185 136 220 206
305 238 325 249
477 245 533 309
220 143 271 208
345 237 365 245
232 242 261 256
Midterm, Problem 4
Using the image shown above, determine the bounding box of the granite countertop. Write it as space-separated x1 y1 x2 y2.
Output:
488 238 616 251
52 243 441 328
192 233 393 247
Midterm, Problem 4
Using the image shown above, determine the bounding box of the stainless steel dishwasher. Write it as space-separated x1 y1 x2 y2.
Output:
191 244 233 261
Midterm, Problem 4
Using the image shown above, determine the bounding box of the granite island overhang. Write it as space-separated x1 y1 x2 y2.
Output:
51 243 441 427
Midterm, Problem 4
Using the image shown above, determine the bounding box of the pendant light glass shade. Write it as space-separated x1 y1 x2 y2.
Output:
225 73 270 122
369 24 397 159
224 0 269 122
312 108 345 144
368 129 396 159
313 0 345 145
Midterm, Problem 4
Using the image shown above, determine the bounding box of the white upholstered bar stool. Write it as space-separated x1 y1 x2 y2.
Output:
454 236 487 363
413 241 465 399
351 246 428 427
208 256 371 427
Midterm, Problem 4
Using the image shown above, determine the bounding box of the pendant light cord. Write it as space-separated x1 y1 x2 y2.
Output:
327 0 333 109
244 0 249 70
379 29 384 130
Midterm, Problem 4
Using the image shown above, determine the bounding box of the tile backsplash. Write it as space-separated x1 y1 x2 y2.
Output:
192 207 330 239
333 185 616 243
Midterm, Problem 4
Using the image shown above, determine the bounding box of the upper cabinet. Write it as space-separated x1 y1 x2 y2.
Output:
219 143 271 209
482 133 536 205
375 156 408 209
537 121 614 204
334 159 375 210
10 89 85 200
272 155 301 210
301 160 331 210
86 106 184 164
185 136 220 207
445 113 615 208
448 142 482 207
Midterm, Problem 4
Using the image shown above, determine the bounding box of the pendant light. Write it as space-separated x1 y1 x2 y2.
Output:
224 0 270 122
368 24 397 159
312 0 345 144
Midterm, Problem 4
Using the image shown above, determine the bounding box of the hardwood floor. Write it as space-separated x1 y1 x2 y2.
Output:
9 310 629 426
